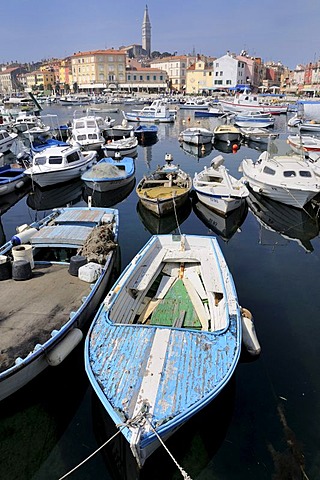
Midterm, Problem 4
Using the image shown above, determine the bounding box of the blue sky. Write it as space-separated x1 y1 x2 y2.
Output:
1 0 318 69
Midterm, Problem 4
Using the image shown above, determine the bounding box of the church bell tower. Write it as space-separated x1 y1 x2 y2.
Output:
142 5 151 57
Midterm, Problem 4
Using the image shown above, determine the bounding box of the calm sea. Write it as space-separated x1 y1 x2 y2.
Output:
1 103 320 480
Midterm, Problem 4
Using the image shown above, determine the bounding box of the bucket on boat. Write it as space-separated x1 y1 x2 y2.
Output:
68 255 87 276
0 255 12 280
12 244 34 269
12 260 32 281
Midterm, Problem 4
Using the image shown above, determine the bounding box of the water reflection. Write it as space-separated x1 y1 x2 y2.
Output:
83 177 136 207
192 195 248 242
137 198 192 234
27 178 84 211
179 141 213 160
247 187 319 252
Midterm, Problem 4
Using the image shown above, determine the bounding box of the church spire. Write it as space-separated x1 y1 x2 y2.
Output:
142 5 151 57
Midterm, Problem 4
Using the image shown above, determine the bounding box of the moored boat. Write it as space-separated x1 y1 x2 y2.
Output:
24 144 97 187
0 206 119 401
85 233 247 467
136 153 192 216
81 156 135 192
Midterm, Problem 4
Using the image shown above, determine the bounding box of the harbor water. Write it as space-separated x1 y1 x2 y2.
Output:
1 103 320 480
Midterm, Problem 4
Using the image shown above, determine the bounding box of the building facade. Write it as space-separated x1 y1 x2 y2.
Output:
213 53 247 90
121 66 167 93
185 56 215 94
0 66 27 95
150 55 196 92
70 49 127 91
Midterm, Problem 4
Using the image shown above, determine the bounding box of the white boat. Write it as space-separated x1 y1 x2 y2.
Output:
12 113 42 133
287 135 320 155
24 144 97 187
0 206 119 401
85 233 250 467
239 151 320 208
213 124 242 143
179 99 210 110
193 155 249 215
81 156 135 192
68 112 109 150
220 91 288 114
136 154 192 216
122 100 176 123
60 94 91 106
179 127 213 145
103 135 138 158
104 119 134 139
239 127 279 144
299 120 320 132
0 129 18 153
233 111 275 128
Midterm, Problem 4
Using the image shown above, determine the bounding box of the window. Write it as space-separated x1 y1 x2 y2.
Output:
48 156 63 165
160 75 163 80
147 75 150 80
140 75 143 81
153 75 156 81
263 166 275 175
283 171 296 177
226 80 231 85
66 152 80 163
133 75 136 80
299 171 312 177
128 75 131 80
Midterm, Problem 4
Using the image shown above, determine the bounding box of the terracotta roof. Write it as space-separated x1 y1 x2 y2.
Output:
72 49 125 57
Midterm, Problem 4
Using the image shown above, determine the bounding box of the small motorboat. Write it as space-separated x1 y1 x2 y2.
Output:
193 155 249 215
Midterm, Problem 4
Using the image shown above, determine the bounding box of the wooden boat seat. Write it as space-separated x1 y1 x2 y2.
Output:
56 209 105 225
141 186 188 199
31 225 92 246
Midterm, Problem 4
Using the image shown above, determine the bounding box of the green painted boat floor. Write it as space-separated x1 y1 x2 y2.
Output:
150 278 202 329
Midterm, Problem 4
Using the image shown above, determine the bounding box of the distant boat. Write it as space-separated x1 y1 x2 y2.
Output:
287 134 320 154
239 127 279 144
220 91 288 114
179 127 213 145
136 153 192 216
233 110 275 128
85 233 247 467
102 135 138 158
0 129 18 153
213 124 242 143
134 124 158 141
122 100 176 123
81 156 135 192
0 164 30 196
0 206 119 401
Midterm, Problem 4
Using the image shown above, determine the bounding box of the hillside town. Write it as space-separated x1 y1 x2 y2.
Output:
0 5 319 100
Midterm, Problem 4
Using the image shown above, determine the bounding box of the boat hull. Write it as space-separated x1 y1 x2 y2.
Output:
85 234 242 467
0 207 119 401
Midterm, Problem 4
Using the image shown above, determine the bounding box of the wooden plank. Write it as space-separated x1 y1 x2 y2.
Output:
173 310 186 328
184 266 207 300
182 278 209 331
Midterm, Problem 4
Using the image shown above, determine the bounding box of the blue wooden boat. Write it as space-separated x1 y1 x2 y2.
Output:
81 156 135 192
134 124 158 138
0 206 119 401
85 233 243 467
0 164 30 197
